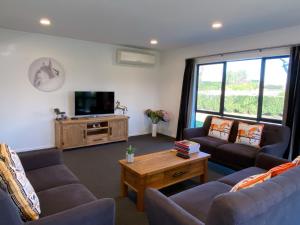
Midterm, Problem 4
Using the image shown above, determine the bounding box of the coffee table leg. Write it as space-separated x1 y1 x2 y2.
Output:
200 159 208 183
137 178 146 211
120 166 128 197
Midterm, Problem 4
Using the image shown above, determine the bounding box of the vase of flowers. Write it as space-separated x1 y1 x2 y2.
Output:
126 145 135 163
145 109 170 137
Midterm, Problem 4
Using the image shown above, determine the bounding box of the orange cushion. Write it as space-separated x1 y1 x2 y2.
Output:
269 162 296 177
231 155 300 192
230 172 271 192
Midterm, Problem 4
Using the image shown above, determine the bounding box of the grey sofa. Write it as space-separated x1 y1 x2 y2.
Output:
0 149 115 225
145 153 300 225
184 116 291 169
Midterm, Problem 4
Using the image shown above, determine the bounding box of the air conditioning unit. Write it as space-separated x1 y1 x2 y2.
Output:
116 49 156 66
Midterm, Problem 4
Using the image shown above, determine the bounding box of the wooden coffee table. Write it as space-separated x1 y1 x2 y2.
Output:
119 149 210 211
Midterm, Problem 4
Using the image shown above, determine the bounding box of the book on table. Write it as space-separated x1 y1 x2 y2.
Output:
174 140 200 158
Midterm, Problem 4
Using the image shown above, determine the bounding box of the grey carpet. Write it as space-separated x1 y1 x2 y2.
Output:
63 134 235 225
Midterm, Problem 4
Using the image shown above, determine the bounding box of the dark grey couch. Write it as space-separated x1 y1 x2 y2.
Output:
0 149 115 225
184 116 290 169
145 153 300 225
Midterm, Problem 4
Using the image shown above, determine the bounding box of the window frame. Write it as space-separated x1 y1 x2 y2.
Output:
194 55 289 127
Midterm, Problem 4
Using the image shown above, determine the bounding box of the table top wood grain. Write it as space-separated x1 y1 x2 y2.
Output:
119 149 210 176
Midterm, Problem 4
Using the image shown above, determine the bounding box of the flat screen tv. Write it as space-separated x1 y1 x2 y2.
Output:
75 91 115 116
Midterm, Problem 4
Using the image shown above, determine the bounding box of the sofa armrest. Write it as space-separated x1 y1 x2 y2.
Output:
260 142 288 157
255 153 289 170
26 198 115 225
145 188 204 225
183 127 206 140
18 149 63 172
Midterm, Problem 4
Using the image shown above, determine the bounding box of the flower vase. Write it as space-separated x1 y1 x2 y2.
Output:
126 153 134 163
152 123 157 137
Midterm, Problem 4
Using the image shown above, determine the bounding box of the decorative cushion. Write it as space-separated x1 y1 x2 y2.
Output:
292 155 300 166
230 172 271 192
235 122 264 148
0 144 24 172
0 144 40 221
208 117 233 141
269 162 296 177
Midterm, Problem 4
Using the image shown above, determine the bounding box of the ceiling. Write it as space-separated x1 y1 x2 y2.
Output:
0 0 300 50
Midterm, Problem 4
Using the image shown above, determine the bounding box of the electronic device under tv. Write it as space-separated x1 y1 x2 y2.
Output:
75 91 115 116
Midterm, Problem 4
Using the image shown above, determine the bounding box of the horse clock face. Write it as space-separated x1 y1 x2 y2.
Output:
28 57 65 92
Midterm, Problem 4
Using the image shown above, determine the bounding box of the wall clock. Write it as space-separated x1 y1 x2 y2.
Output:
28 57 65 92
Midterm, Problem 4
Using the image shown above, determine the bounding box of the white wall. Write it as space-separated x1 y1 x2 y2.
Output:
2 24 300 151
0 28 161 151
158 25 300 137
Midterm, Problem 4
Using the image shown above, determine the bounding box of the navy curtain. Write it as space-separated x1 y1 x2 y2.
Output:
286 46 300 159
176 58 195 140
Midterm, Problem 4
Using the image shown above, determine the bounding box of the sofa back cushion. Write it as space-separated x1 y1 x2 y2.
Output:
0 188 24 225
206 166 300 225
0 177 7 191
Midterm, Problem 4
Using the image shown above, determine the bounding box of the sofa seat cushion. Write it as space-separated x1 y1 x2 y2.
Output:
26 165 79 192
38 183 96 217
215 143 260 168
170 181 232 222
219 167 267 186
190 136 227 154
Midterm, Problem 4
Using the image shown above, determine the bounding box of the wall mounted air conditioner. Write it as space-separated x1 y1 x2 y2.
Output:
116 49 156 66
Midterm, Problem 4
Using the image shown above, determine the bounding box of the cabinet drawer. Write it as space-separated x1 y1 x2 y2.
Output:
164 164 192 184
87 134 108 145
164 162 204 184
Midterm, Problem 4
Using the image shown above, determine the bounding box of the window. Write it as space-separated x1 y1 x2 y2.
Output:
197 63 223 112
224 59 261 118
194 56 289 127
195 63 224 127
262 57 289 120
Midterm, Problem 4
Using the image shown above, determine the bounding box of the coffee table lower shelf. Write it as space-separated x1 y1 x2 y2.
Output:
119 150 210 211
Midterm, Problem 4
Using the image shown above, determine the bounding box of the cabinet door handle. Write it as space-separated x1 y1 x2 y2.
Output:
83 131 86 139
109 127 112 135
172 171 186 178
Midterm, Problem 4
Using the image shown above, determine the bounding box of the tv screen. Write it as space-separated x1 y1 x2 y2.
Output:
75 91 115 116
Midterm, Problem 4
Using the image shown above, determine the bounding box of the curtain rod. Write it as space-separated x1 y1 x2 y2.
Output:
190 43 299 60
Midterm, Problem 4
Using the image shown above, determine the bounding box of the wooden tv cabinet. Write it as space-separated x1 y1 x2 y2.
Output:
55 115 128 150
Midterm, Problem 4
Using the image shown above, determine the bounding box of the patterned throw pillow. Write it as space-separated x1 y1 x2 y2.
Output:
235 122 264 148
230 172 272 192
0 144 40 221
0 144 24 172
208 117 233 141
269 162 296 177
292 155 300 166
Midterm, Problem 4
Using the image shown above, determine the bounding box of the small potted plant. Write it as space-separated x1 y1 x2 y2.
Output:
126 145 135 163
145 109 170 137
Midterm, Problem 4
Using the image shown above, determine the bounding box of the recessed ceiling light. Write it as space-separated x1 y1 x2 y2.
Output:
212 22 223 29
150 39 158 45
40 18 51 26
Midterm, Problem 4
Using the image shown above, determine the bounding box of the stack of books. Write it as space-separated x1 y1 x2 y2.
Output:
174 140 200 159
